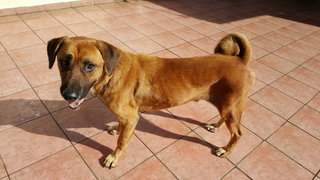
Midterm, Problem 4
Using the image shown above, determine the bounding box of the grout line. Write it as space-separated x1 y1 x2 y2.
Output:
140 121 192 157
232 139 265 168
287 120 320 141
0 9 96 134
269 75 319 99
0 92 98 134
231 167 254 180
4 15 54 87
249 86 301 119
219 166 253 180
116 133 180 180
306 91 320 113
247 30 320 85
42 10 81 41
248 48 319 101
125 110 224 179
242 98 318 174
0 154 11 180
265 141 316 175
72 5 141 53
189 125 260 180
249 95 316 139
202 123 264 175
0 113 49 134
234 131 317 177
219 167 238 180
6 145 73 177
0 15 56 131
4 123 111 178
313 169 320 180
114 156 157 180
255 48 319 78
238 122 266 141
84 1 222 56
152 155 180 180
269 80 318 107
249 91 320 140
154 130 223 178
191 129 237 166
0 80 56 102
11 87 99 179
238 93 320 174
90 6 170 52
114 108 203 180
46 101 101 180
102 115 160 179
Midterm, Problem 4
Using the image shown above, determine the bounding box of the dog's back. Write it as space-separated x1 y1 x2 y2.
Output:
135 33 254 112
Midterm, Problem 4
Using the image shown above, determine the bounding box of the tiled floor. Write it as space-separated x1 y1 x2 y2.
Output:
0 0 319 179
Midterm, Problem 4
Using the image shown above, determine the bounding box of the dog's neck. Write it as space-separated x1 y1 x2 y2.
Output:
93 72 113 95
100 75 113 95
94 52 133 96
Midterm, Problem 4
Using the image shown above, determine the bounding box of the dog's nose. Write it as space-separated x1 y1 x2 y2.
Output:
61 90 79 101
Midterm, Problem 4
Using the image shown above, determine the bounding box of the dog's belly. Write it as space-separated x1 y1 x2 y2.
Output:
139 98 182 112
138 88 209 112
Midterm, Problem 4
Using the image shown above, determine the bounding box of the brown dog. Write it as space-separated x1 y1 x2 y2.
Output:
47 33 254 168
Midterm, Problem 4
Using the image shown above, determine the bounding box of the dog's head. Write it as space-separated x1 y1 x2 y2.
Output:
47 36 119 110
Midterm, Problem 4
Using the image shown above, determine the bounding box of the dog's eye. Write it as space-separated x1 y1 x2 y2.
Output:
85 63 96 72
60 59 70 69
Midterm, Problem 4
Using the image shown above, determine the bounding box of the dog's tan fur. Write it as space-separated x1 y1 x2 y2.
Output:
47 33 255 168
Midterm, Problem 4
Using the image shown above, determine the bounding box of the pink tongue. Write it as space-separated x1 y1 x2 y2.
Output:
69 98 84 108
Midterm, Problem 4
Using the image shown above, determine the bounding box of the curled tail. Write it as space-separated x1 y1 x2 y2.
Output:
214 33 252 65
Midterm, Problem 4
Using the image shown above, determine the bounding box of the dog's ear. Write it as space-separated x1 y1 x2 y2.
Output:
96 41 120 75
47 36 68 69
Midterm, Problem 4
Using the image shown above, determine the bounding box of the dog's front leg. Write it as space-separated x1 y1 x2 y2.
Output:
103 111 139 168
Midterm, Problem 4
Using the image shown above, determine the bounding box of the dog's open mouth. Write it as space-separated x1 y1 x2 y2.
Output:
68 98 84 110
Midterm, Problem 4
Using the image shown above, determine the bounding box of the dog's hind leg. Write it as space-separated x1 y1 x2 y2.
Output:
216 70 254 156
216 99 244 157
107 124 122 135
205 108 228 133
205 80 235 133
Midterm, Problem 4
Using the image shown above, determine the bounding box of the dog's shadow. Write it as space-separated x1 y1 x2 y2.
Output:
0 97 219 168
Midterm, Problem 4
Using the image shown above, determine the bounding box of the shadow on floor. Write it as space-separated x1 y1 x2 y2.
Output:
140 0 320 26
0 98 219 167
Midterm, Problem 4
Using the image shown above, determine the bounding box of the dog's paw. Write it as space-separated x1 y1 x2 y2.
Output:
216 148 229 157
103 153 119 169
205 124 218 133
107 125 118 136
